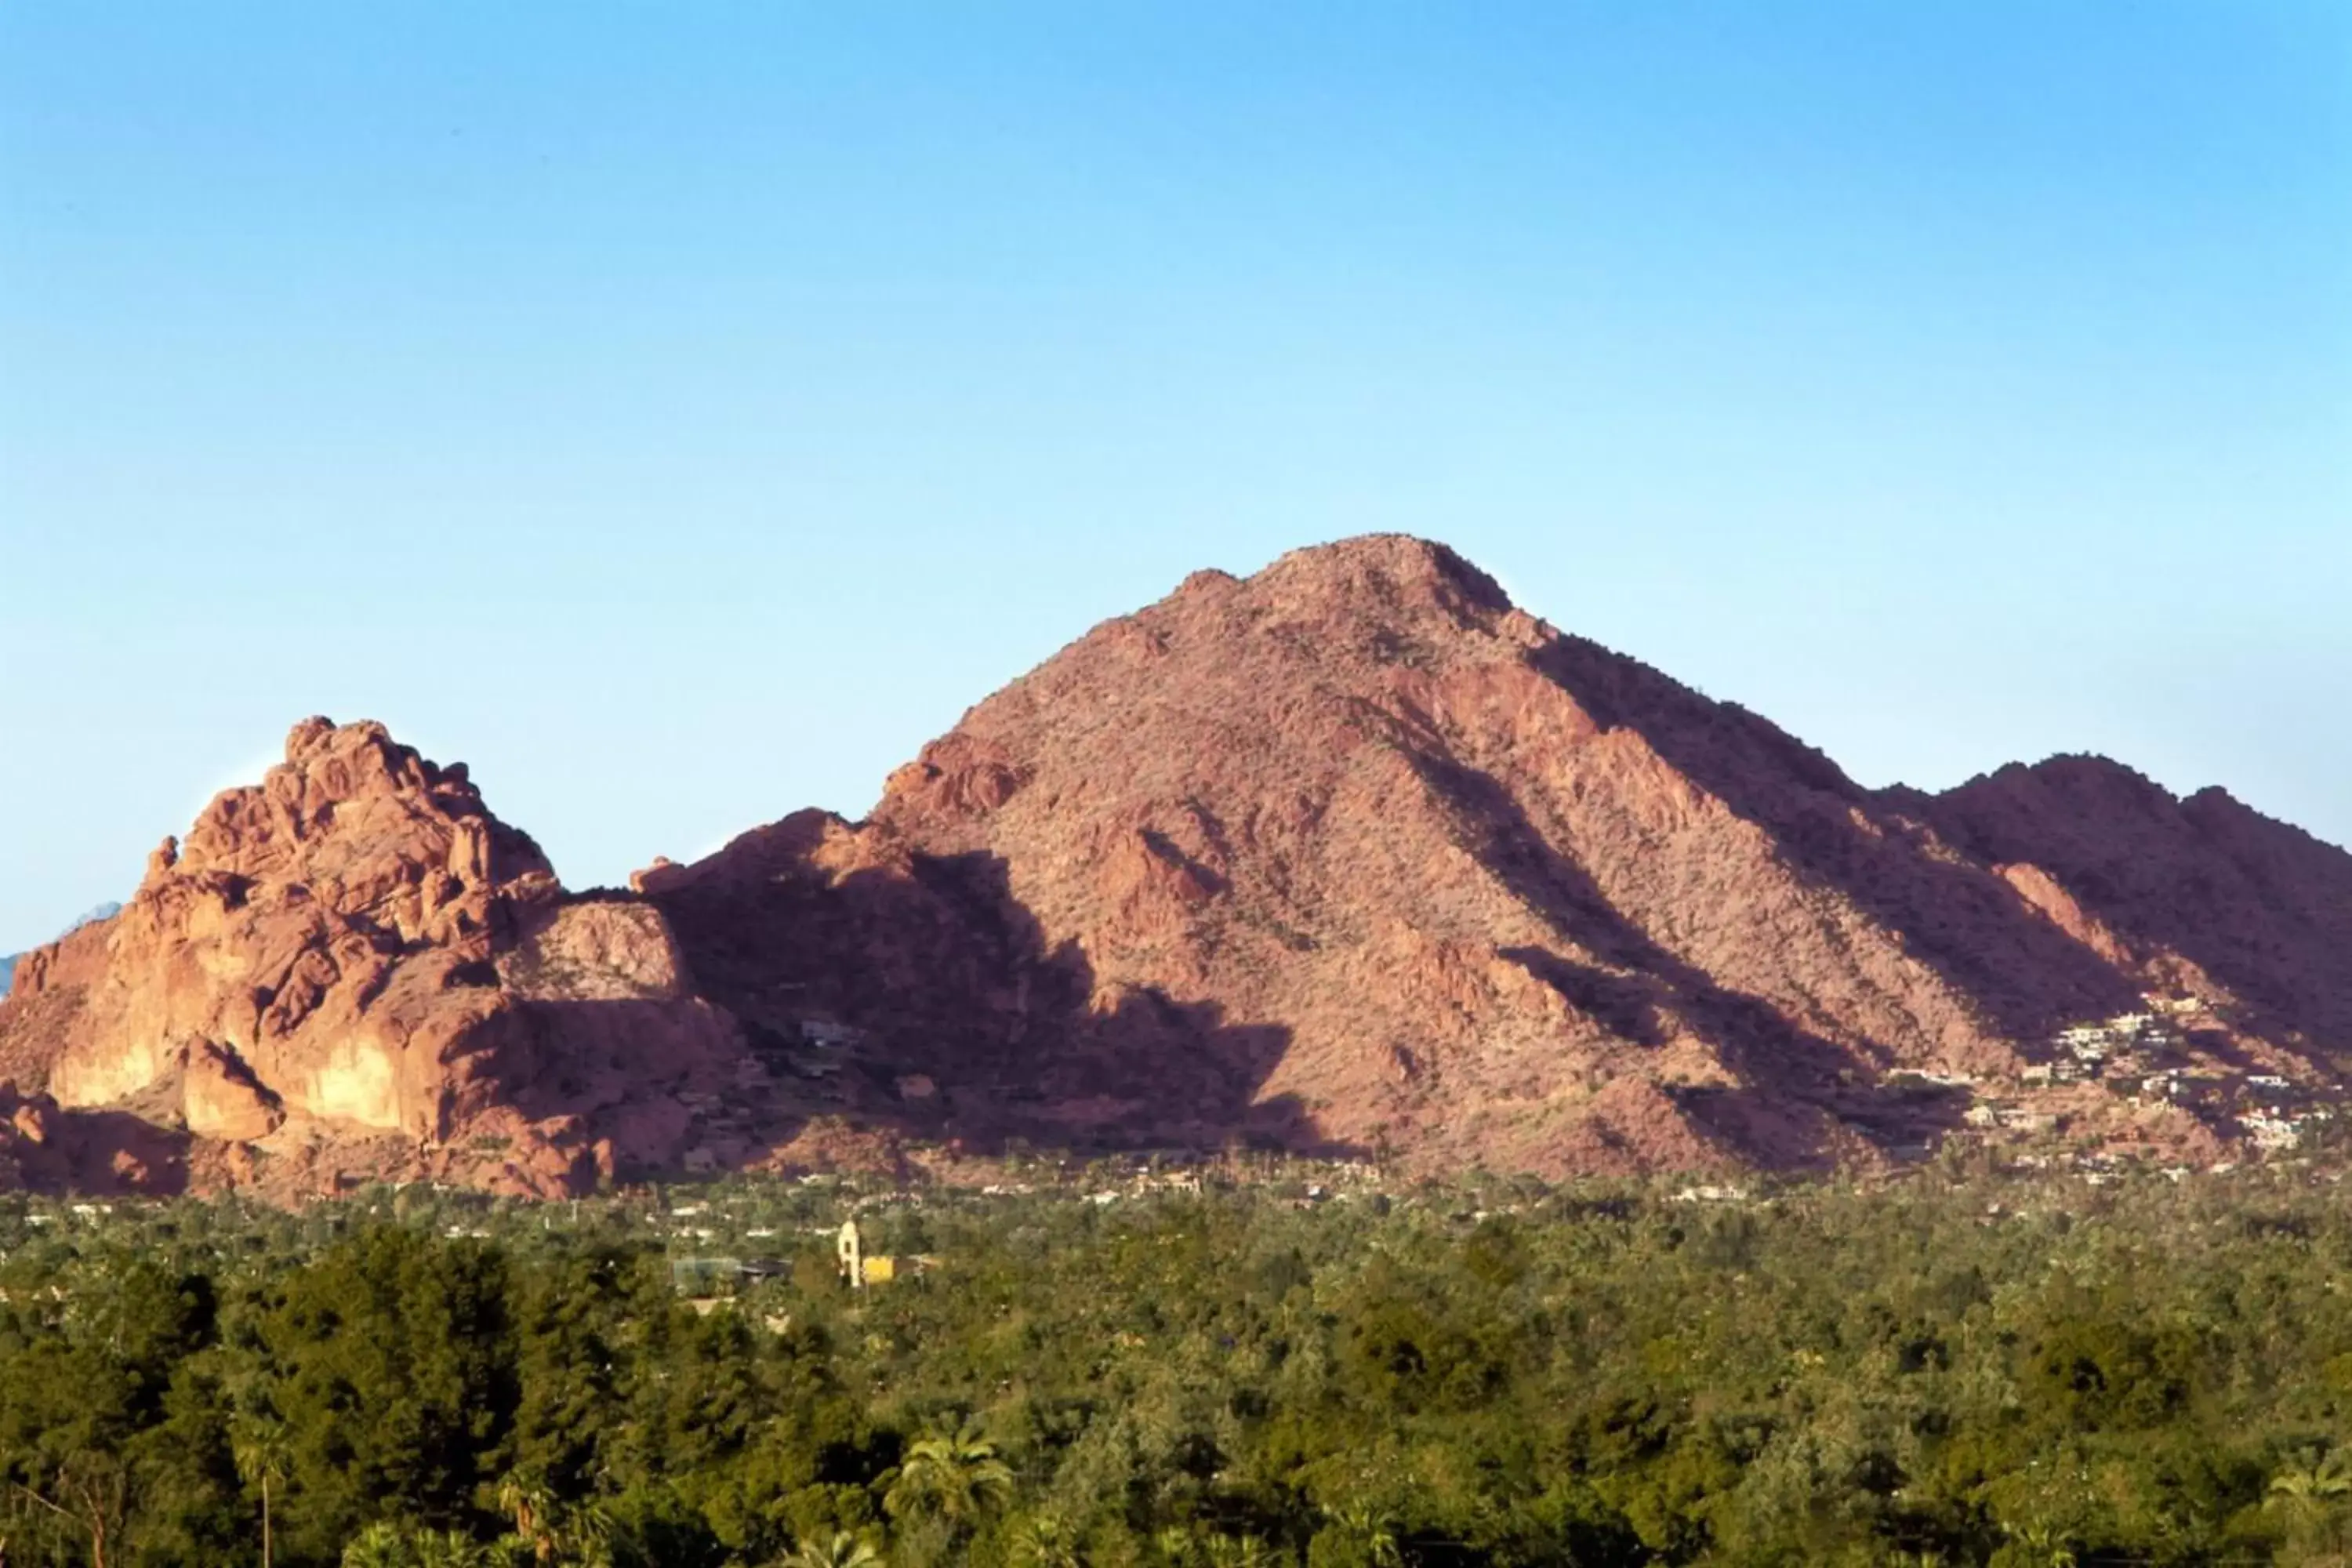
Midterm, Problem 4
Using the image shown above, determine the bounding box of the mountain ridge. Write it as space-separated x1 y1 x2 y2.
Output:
637 534 2340 1178
3 535 2344 1195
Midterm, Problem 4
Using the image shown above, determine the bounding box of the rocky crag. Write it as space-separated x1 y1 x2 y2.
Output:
0 720 750 1196
0 902 119 1000
8 536 2350 1196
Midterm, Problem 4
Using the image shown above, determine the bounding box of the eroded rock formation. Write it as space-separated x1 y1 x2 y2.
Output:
0 719 745 1196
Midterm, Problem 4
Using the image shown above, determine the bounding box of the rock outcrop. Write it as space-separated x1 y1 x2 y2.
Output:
0 1080 186 1194
0 903 120 1000
0 720 746 1196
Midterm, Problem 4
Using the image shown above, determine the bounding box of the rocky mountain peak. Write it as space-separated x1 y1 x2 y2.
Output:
0 720 746 1199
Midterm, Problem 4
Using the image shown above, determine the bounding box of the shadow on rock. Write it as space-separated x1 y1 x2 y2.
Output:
1932 760 2352 1049
643 815 1352 1165
1410 747 1973 1167
1532 636 2147 1046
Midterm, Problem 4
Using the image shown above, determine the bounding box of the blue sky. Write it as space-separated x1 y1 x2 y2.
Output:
2 2 2346 952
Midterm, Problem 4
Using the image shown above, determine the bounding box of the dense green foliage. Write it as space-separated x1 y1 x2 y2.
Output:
5 1162 2352 1566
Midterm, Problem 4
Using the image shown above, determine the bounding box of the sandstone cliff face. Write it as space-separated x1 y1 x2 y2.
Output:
0 905 119 1001
647 535 2350 1176
0 720 744 1196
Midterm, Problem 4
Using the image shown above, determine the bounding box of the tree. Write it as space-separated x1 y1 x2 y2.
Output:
497 1474 557 1563
543 1497 616 1568
2269 1445 2352 1556
0 1261 218 1568
492 1473 619 1568
231 1407 293 1568
880 1421 1014 1531
1155 1526 1203 1566
2001 1519 2078 1568
343 1523 415 1568
1205 1537 1283 1568
3 1443 129 1568
778 1530 884 1568
1323 1505 1399 1568
339 1521 499 1568
261 1229 519 1559
412 1529 499 1568
1009 1510 1084 1568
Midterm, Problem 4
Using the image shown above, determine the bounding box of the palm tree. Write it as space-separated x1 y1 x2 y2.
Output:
2005 1520 2077 1568
2271 1446 2352 1510
230 1410 292 1568
409 1532 492 1568
1008 1512 1083 1568
1327 1505 1400 1568
777 1531 884 1568
1203 1537 1282 1568
338 1524 492 1568
340 1523 412 1568
554 1499 617 1568
2270 1446 2352 1553
496 1475 556 1563
880 1421 1015 1531
1153 1526 1201 1567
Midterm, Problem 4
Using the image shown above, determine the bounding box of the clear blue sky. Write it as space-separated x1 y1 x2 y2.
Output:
2 2 2346 953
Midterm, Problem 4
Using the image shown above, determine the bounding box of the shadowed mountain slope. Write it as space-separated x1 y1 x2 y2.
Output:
1927 758 2352 1048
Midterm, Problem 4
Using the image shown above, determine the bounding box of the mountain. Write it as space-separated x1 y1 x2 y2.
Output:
1922 759 2352 1049
0 720 751 1196
7 535 2350 1196
641 535 2348 1177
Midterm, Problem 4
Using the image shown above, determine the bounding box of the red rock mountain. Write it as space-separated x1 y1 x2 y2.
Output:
0 719 749 1196
641 535 2351 1177
1926 760 2352 1052
7 536 2350 1193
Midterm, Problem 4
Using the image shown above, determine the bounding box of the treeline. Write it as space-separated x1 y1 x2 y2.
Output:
5 1165 2352 1566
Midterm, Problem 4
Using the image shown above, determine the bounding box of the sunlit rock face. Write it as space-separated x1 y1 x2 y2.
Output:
0 719 744 1196
0 905 119 1002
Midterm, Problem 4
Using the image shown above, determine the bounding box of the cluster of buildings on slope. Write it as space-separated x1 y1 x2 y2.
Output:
1940 995 2343 1161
